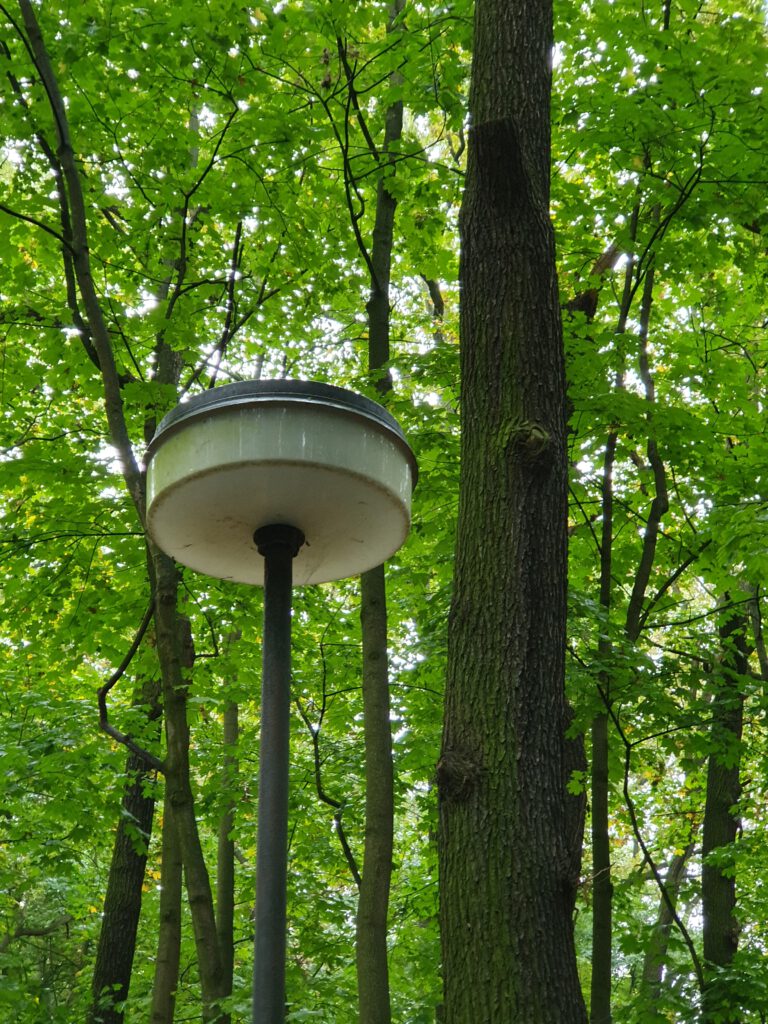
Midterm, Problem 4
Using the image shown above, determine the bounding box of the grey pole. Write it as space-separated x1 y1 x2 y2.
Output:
252 524 304 1024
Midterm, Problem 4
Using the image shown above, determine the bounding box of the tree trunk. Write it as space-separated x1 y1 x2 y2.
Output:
356 569 394 1024
590 231 659 1024
14 7 227 1021
150 547 228 1023
590 428 617 1024
150 799 183 1024
88 682 161 1024
639 843 694 1011
437 1 587 1021
590 711 612 1024
217 700 239 996
702 609 746 1024
356 4 403 1021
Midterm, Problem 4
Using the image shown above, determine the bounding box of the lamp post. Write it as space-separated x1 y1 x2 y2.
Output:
145 380 417 1024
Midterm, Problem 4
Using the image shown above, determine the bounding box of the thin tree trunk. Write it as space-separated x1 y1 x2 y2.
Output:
217 700 239 995
150 799 183 1024
591 219 662 1024
356 4 403 1022
590 710 612 1024
566 220 635 1024
357 570 394 1024
15 7 227 1020
590 426 618 1024
88 680 161 1024
437 0 587 1019
702 608 746 1024
639 843 694 1009
150 549 228 1023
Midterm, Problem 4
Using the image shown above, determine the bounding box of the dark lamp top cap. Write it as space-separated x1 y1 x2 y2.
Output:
146 378 417 484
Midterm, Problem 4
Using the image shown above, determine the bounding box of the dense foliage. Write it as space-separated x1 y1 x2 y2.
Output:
0 0 765 1021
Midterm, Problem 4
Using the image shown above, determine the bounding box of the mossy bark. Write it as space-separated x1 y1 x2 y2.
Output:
437 1 587 1020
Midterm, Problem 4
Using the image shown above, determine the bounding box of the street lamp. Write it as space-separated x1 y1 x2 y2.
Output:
145 379 417 1024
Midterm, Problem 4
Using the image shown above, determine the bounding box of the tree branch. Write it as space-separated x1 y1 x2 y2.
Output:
336 37 381 161
748 586 768 687
97 599 164 773
17 0 145 518
625 255 668 642
294 642 362 889
600 688 705 991
637 541 713 636
0 914 74 954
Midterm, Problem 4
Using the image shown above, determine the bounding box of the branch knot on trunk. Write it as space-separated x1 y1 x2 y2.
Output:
505 420 552 467
436 748 483 803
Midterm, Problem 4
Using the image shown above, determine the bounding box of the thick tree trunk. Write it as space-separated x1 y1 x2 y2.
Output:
150 799 183 1024
88 684 161 1024
437 1 587 1021
702 610 746 1024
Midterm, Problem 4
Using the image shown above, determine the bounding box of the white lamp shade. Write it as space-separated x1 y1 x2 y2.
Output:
145 380 417 585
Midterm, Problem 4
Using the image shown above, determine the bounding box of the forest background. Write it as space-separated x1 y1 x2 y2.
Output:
0 0 767 1022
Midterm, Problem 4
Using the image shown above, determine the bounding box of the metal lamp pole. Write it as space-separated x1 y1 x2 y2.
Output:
144 380 416 1024
252 525 305 1024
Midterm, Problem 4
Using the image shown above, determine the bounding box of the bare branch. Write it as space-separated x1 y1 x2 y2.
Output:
625 254 668 642
0 201 69 247
637 541 713 636
336 37 381 161
0 914 74 954
97 599 164 773
600 688 706 991
294 638 362 889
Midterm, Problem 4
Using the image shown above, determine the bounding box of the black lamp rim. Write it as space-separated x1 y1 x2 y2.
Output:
145 379 418 484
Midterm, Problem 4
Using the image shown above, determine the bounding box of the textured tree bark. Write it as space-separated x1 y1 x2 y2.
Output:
88 684 161 1024
150 799 183 1024
437 0 587 1020
702 610 746 1024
